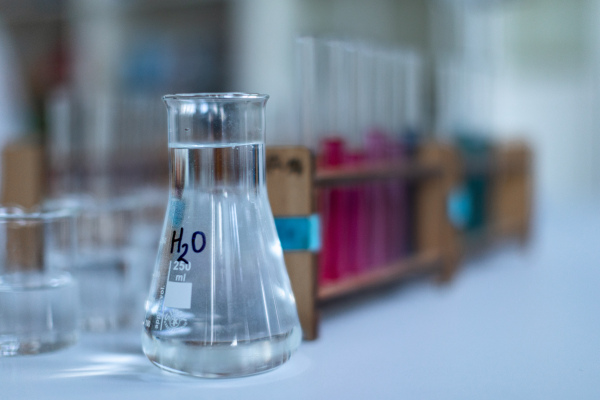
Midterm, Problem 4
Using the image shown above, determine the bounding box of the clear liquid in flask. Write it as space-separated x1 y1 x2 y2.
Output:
142 142 302 378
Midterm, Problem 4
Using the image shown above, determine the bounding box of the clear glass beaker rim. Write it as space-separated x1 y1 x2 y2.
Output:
163 92 269 102
0 206 73 222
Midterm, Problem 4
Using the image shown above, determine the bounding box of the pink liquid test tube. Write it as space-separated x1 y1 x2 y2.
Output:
318 137 347 284
385 141 408 262
346 151 370 274
364 129 389 269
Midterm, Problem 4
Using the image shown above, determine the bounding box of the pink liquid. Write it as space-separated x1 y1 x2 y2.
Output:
385 142 407 262
364 130 389 269
346 151 369 274
318 138 346 284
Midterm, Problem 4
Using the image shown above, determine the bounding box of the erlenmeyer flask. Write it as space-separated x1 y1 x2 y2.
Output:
142 93 302 377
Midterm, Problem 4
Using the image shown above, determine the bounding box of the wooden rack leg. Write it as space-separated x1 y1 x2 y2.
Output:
285 252 318 340
266 146 318 340
517 145 533 246
416 143 462 282
491 141 533 246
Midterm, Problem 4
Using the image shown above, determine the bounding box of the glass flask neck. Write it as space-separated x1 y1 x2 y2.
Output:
163 93 269 146
164 94 269 196
169 143 266 196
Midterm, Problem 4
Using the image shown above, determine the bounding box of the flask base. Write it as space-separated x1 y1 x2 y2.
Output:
142 326 302 378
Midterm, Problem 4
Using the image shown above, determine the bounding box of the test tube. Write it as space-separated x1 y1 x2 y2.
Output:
379 49 406 263
356 43 377 145
392 50 414 256
329 40 353 279
363 45 390 269
343 42 369 275
404 51 423 135
297 38 342 283
296 37 318 152
319 39 351 283
391 50 406 139
374 47 394 136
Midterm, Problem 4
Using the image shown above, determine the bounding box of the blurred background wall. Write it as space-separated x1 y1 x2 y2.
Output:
487 0 600 204
0 0 597 205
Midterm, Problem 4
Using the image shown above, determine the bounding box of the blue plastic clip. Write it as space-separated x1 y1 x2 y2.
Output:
274 215 321 252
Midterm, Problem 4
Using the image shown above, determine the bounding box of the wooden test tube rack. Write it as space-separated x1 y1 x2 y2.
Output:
266 141 532 340
265 142 465 340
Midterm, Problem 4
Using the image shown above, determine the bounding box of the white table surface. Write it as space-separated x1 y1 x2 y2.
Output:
3 202 600 399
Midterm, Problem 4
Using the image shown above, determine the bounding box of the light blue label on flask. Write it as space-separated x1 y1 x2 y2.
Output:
169 198 186 227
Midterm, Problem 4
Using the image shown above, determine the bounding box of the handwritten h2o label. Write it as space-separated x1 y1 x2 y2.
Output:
170 227 206 264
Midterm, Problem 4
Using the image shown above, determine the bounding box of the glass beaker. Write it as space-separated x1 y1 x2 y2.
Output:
142 93 302 377
45 194 155 331
0 207 79 356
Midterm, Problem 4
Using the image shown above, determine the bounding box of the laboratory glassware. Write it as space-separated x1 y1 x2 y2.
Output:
45 194 152 331
142 93 302 378
0 207 79 356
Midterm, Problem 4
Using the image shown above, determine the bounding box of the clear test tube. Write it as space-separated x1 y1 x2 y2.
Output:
327 40 343 137
404 50 424 136
391 50 406 140
374 47 395 138
314 38 339 149
296 37 319 152
311 38 348 161
356 42 377 149
343 41 360 152
364 45 390 164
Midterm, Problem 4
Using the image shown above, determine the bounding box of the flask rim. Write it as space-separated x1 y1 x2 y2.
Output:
163 92 269 102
